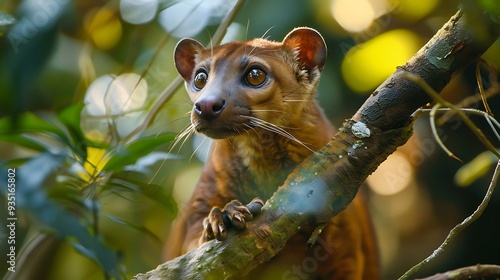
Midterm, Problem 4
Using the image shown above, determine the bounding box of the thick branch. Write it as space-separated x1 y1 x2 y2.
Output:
134 7 500 280
354 8 500 129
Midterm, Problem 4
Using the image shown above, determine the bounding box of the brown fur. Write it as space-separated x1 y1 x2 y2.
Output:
166 28 379 279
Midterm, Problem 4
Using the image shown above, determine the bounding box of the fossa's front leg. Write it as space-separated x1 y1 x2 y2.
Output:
201 198 263 242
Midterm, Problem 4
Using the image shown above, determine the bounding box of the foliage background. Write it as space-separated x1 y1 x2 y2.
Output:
0 0 499 279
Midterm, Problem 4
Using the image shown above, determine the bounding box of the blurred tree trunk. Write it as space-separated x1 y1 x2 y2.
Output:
134 4 500 280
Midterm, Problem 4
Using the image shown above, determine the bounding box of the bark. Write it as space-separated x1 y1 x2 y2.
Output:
134 6 500 280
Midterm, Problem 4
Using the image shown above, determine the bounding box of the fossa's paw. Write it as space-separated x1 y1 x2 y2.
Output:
201 198 263 242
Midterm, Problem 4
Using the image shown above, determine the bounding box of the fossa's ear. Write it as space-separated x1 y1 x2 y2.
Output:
174 38 204 81
283 27 327 73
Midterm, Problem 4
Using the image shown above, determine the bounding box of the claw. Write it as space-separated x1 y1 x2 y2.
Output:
201 198 264 243
230 212 246 230
232 213 243 223
216 222 226 241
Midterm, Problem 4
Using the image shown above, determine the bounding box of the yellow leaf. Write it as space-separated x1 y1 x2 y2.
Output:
78 147 110 182
455 151 496 187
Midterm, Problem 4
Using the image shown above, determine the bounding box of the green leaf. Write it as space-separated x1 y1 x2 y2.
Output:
454 151 497 187
0 134 47 152
103 133 175 172
56 103 91 161
103 214 162 244
109 177 178 218
108 177 140 192
58 103 85 143
3 157 31 167
0 112 64 136
0 12 15 26
1 153 122 278
46 181 85 210
6 1 70 116
0 105 97 162
124 151 178 174
0 12 15 36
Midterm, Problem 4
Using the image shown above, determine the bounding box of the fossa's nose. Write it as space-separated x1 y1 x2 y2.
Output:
194 95 226 120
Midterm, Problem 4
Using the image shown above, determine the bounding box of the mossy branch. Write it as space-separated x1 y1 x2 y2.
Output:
134 5 500 280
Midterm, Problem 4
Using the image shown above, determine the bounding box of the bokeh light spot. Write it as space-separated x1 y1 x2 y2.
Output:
85 7 122 50
341 29 422 93
331 0 376 32
84 73 148 116
367 151 414 196
389 0 438 21
120 0 158 25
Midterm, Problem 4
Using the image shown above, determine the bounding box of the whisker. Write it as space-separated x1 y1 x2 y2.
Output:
248 110 304 130
243 123 259 137
242 116 315 153
245 20 250 41
226 136 238 152
261 26 275 40
249 109 284 113
204 136 213 161
246 49 281 60
152 127 194 185
247 44 259 57
169 123 195 155
190 134 210 162
182 97 194 106
282 84 308 98
283 99 313 103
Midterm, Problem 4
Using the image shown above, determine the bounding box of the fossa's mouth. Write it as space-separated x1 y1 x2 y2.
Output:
192 114 252 139
192 113 306 152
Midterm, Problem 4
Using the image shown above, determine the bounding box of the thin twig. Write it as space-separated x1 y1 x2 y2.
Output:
405 73 500 158
399 160 500 280
429 103 462 161
439 85 500 125
439 59 500 125
417 107 500 162
485 113 500 140
476 62 493 116
417 264 500 280
416 107 500 136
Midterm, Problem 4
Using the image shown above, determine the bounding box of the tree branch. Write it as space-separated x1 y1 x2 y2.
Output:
134 6 500 280
417 264 500 280
400 159 500 279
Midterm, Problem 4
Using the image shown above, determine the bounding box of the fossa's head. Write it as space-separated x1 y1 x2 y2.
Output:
174 27 327 139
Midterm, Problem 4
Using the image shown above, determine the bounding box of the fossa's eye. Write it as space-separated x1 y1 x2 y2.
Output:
245 68 267 87
193 70 208 90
